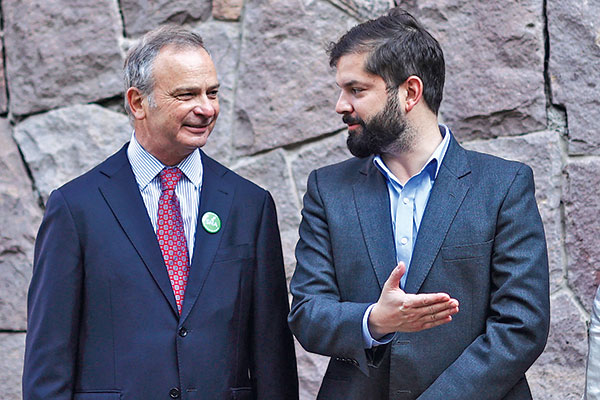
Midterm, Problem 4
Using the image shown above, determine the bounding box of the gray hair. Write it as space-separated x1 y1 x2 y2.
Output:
123 26 206 117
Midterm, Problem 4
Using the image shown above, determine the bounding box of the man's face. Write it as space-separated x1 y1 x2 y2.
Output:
335 52 412 158
134 45 220 165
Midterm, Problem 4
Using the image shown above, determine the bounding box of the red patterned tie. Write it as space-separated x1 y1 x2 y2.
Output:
157 167 189 314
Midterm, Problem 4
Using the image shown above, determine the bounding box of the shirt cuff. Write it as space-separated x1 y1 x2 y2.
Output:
362 303 394 349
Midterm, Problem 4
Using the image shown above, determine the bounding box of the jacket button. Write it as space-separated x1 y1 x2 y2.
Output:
178 327 188 337
169 387 181 398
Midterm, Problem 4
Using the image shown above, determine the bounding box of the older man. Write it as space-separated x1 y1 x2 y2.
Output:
23 26 298 400
289 8 549 399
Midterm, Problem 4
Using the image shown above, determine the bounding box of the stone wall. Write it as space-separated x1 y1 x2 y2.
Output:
0 0 597 398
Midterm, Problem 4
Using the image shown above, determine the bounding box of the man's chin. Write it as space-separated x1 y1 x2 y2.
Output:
346 136 373 158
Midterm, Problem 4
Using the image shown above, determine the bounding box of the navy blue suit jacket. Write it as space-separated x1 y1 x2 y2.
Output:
289 134 549 399
23 145 298 400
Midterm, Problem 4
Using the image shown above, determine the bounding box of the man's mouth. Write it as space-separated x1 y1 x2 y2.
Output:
184 120 212 131
342 114 362 129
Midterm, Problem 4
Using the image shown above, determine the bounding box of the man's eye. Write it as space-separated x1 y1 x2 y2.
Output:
351 88 363 94
208 90 219 98
176 93 194 100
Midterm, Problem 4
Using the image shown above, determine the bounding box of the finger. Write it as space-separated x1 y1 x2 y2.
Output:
404 292 453 308
383 262 406 291
417 300 459 316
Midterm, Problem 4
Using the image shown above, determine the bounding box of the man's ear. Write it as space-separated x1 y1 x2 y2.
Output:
401 76 423 113
126 87 146 120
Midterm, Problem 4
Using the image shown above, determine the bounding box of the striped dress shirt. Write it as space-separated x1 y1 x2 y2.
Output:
126 132 203 262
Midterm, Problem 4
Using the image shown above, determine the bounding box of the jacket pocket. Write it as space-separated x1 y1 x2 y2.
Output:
74 392 121 400
441 239 493 261
214 243 253 263
230 386 253 400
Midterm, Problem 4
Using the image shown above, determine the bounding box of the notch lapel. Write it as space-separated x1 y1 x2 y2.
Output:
404 137 471 294
353 159 397 289
180 154 234 323
98 147 179 316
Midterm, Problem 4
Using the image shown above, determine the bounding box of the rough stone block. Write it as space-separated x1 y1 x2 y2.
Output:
233 0 351 155
232 149 301 274
548 0 600 155
3 0 123 117
121 0 212 36
13 104 131 203
213 0 244 21
527 292 586 399
0 119 43 330
462 131 563 293
327 0 394 20
191 21 241 166
0 333 26 400
290 131 350 201
564 158 600 312
405 0 546 140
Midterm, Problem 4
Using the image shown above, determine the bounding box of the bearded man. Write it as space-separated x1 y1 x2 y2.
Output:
288 8 549 400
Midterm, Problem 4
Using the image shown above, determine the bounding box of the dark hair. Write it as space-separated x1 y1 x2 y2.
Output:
123 26 206 117
328 8 445 114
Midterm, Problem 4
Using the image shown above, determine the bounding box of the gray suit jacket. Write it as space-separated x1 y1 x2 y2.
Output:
289 134 550 400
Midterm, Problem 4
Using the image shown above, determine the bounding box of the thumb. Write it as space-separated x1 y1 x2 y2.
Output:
383 262 406 291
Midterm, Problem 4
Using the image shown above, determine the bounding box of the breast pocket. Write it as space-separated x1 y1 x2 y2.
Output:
213 243 253 264
441 239 493 262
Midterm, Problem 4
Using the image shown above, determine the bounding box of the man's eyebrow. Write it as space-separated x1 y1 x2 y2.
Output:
337 79 363 88
172 83 221 93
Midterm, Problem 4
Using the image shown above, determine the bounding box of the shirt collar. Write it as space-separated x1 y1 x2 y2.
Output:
126 131 203 190
373 124 451 187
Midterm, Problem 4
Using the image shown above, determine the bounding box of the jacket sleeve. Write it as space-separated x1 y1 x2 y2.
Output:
288 170 373 375
250 191 299 400
419 165 550 399
22 189 83 400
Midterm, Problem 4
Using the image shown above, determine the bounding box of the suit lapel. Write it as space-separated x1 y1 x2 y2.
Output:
404 137 471 294
353 158 397 289
180 153 234 323
98 146 179 316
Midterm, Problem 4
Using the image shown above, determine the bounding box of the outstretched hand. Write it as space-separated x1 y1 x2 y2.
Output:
368 262 459 339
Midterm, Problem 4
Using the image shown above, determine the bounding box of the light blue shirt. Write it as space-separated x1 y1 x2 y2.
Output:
126 132 203 262
362 125 451 348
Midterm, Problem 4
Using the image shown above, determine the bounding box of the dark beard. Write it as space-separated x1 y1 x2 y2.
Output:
345 93 411 158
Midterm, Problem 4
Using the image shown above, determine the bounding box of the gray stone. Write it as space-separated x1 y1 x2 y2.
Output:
232 149 301 275
0 40 8 114
462 131 563 293
121 0 212 36
548 0 600 155
291 131 350 202
233 0 351 155
295 340 329 400
527 292 586 399
191 20 242 166
327 0 393 20
13 104 131 203
405 0 546 140
0 119 42 330
3 0 123 117
564 158 600 312
213 0 244 21
0 333 26 400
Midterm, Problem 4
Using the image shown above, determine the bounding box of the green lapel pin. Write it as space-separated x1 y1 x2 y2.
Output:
201 211 221 233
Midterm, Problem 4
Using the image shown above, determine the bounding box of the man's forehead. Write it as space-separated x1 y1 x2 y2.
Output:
335 52 381 86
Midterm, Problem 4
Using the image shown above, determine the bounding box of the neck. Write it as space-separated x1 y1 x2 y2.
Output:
381 117 442 185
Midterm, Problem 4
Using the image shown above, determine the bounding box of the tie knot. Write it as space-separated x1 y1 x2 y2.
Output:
159 167 183 191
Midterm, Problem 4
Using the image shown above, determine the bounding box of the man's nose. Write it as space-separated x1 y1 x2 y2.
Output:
335 92 352 114
192 97 216 117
